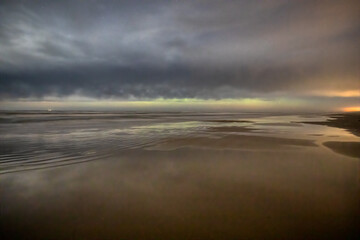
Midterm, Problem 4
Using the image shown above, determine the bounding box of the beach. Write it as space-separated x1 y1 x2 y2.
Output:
1 112 359 239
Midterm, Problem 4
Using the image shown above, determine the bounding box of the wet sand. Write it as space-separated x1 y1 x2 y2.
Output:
203 119 253 123
303 112 360 158
2 148 359 240
151 134 317 150
207 126 257 133
303 113 360 137
1 112 359 239
323 141 360 159
255 122 302 127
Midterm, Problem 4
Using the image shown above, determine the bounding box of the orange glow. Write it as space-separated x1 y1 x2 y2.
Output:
342 106 360 112
310 90 360 97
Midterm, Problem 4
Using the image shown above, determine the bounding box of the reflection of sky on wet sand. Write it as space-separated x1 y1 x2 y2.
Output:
2 149 359 239
1 112 359 239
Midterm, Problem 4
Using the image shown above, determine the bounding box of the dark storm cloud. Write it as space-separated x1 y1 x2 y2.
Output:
0 0 359 99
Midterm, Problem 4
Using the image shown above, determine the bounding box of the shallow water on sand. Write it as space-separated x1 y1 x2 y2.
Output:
1 111 359 239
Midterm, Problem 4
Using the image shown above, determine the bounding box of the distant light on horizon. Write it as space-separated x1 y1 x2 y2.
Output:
309 90 360 98
342 107 360 112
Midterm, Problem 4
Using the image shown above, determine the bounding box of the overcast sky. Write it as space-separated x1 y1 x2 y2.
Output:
0 0 359 111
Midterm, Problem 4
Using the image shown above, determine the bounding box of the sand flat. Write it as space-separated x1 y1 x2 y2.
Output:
152 134 317 150
303 113 360 137
323 141 360 158
1 112 359 239
207 126 256 132
1 148 359 239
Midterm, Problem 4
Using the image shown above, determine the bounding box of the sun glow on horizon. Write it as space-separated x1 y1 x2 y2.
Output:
342 106 360 112
309 90 360 97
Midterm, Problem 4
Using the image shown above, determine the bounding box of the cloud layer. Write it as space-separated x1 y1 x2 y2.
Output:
0 0 359 101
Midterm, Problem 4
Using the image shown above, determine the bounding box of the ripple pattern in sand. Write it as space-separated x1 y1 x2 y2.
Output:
0 120 207 174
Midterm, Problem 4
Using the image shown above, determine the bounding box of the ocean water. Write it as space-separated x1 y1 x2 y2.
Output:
1 111 359 239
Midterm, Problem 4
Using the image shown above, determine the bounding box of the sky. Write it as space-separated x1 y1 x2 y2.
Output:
0 0 359 111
